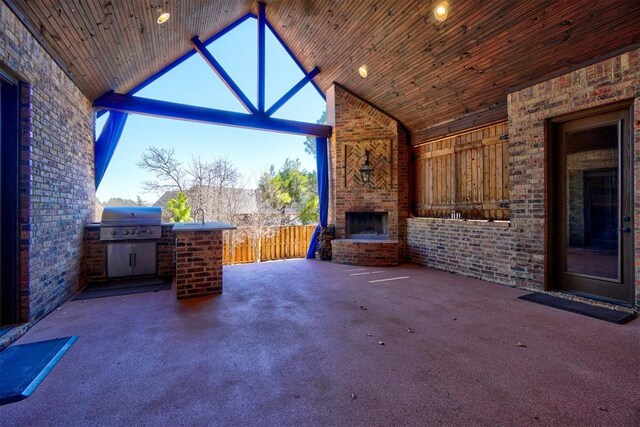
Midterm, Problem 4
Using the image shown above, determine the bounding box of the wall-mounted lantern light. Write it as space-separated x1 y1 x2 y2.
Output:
359 149 373 184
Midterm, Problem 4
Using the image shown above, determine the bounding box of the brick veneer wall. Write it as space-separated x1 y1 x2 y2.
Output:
332 239 400 267
407 49 639 310
82 226 106 285
82 225 175 286
175 230 223 298
508 48 640 307
157 226 177 278
406 218 514 285
1 3 95 322
327 84 410 260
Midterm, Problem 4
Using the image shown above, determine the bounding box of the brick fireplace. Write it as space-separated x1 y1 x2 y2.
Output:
346 212 388 240
326 84 410 266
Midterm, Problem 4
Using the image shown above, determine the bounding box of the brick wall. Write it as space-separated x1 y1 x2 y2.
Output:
175 231 223 298
332 239 400 267
157 226 177 277
82 227 106 285
406 218 514 285
1 3 95 322
508 48 640 307
82 225 175 286
327 84 410 260
407 48 639 309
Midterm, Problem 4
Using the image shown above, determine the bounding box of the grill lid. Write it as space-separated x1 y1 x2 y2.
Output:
101 206 162 226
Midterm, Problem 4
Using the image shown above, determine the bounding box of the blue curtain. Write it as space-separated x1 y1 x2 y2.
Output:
306 136 329 258
94 111 128 188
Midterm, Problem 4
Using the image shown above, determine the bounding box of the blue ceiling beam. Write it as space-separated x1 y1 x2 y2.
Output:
192 36 258 114
265 67 320 117
264 20 325 101
257 2 266 113
96 13 256 118
94 93 332 138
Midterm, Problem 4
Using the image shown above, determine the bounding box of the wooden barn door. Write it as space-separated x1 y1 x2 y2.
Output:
550 105 633 304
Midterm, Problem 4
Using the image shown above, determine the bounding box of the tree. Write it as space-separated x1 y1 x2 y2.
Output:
138 147 245 224
234 189 280 263
167 191 192 222
137 147 187 193
303 110 327 159
135 195 147 207
258 158 318 225
186 156 245 224
102 197 137 207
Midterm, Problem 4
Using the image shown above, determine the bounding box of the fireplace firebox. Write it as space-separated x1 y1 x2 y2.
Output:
346 212 388 240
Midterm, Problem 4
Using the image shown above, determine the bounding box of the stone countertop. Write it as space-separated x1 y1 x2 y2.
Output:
172 222 237 232
85 222 178 229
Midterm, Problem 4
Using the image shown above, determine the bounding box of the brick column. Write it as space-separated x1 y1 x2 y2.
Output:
175 230 223 299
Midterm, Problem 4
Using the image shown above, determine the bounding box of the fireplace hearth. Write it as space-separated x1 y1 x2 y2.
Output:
346 212 388 240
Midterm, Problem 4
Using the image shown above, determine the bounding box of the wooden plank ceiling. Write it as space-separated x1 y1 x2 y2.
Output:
7 0 640 143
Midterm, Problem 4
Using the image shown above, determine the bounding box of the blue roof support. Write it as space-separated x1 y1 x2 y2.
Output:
257 2 267 113
265 67 320 117
192 36 258 114
94 93 332 138
95 111 128 188
265 20 325 101
93 3 329 186
306 136 329 258
97 13 256 118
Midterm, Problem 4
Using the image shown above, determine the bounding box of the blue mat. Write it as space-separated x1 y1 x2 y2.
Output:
0 336 78 405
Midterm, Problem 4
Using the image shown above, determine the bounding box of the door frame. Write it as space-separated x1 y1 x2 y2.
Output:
546 100 634 306
0 67 21 325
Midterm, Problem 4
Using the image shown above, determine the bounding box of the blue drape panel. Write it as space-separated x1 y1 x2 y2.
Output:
306 136 329 258
94 111 128 188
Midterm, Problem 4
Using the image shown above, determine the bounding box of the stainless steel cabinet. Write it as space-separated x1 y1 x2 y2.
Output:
107 242 157 278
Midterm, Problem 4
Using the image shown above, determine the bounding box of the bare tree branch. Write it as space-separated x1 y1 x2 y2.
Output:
137 147 186 192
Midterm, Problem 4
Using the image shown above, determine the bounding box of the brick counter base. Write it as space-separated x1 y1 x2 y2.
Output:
332 239 400 267
406 217 514 285
82 224 175 288
175 230 223 299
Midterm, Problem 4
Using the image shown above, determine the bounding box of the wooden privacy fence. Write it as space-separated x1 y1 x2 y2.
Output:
414 122 510 220
223 225 316 265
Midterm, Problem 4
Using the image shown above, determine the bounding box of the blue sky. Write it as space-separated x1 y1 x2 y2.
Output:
96 17 325 203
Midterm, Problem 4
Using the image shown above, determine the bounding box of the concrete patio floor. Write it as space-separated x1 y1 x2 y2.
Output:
1 260 638 426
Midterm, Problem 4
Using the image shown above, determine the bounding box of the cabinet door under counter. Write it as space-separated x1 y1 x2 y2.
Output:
107 242 157 278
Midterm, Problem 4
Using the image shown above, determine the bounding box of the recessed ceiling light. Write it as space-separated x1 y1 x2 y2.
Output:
157 10 170 25
359 65 368 78
434 1 449 22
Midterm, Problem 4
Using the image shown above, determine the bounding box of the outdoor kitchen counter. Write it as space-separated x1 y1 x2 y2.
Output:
172 222 236 299
172 222 237 232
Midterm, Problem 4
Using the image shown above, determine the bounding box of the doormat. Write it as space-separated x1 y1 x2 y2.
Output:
518 293 635 324
73 277 172 300
0 336 78 405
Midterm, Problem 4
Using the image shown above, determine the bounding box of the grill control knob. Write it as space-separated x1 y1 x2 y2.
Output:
111 230 117 236
124 230 129 235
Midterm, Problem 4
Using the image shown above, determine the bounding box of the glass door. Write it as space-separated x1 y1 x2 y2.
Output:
551 107 633 304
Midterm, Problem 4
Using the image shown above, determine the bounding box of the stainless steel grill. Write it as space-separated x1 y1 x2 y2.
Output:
100 206 163 278
100 206 162 241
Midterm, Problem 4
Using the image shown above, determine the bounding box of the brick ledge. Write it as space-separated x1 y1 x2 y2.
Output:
332 239 400 267
408 217 511 228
